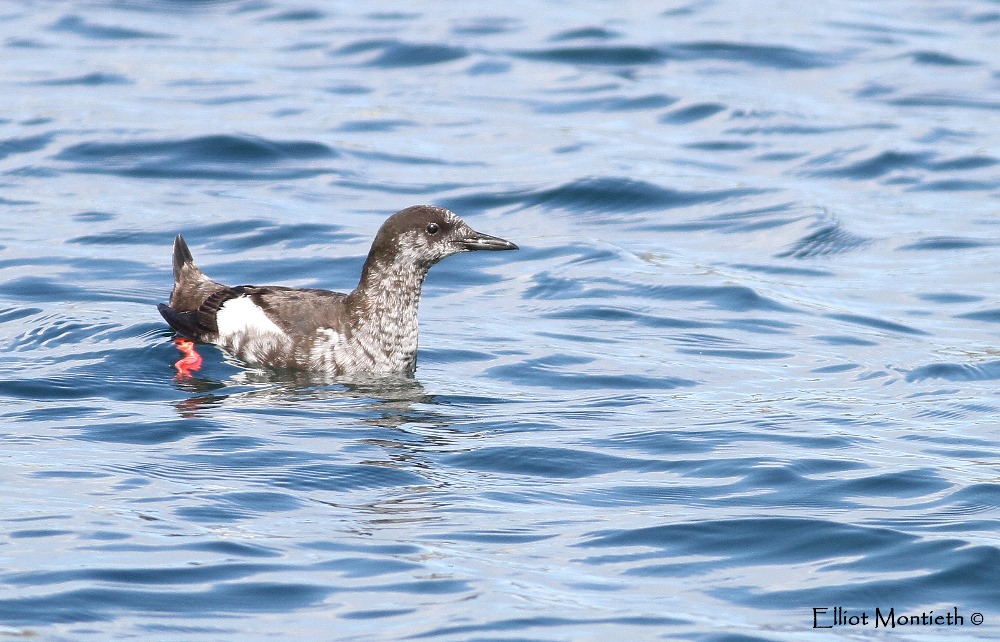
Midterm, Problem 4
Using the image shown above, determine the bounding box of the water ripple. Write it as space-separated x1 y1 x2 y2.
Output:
33 72 131 86
906 360 1000 382
444 176 761 216
666 41 843 69
50 15 169 40
334 39 468 67
0 582 330 625
776 218 871 258
807 150 933 179
0 134 53 160
888 92 1000 111
514 45 666 66
659 102 727 124
826 313 929 336
54 134 337 180
898 236 997 251
446 445 674 478
534 94 677 114
908 50 977 66
487 355 698 391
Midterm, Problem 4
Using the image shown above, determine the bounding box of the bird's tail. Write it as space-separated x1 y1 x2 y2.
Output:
167 235 224 311
172 234 198 283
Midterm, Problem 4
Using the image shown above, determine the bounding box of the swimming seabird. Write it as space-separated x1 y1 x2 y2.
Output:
158 205 517 375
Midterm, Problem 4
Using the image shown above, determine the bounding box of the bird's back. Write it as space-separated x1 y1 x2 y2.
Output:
159 235 364 370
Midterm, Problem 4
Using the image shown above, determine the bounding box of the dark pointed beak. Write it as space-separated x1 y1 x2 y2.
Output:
460 229 518 252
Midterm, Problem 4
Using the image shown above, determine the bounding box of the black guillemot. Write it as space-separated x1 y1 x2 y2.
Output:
158 205 517 375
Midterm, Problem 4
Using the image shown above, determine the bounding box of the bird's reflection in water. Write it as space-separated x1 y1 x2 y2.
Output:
169 366 480 528
172 376 228 417
171 366 440 430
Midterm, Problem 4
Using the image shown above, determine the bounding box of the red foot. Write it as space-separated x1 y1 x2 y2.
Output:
173 338 203 379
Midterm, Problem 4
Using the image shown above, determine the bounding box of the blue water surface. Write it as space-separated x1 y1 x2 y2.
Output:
1 1 999 640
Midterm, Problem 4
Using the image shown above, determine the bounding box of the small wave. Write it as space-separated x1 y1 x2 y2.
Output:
828 469 949 499
442 177 760 217
942 483 1000 512
324 83 372 95
730 540 1000 609
0 582 330 625
926 155 998 172
445 445 673 479
957 308 1000 323
451 17 521 36
517 36 839 70
897 236 996 251
908 50 977 66
776 219 871 258
0 306 42 324
545 305 710 330
0 376 100 401
273 464 430 491
807 150 932 179
827 313 929 336
640 284 795 313
33 72 131 86
578 518 905 567
77 418 215 445
55 134 337 180
0 134 53 160
811 363 860 373
50 15 169 40
535 94 677 114
910 179 999 192
550 27 622 41
906 360 1000 382
8 316 116 351
667 41 842 69
888 92 1000 111
70 222 354 258
60 134 333 164
676 348 792 360
730 122 892 136
0 276 135 304
917 292 983 304
412 615 684 639
683 140 753 151
643 202 802 235
535 177 757 214
336 119 416 132
524 274 792 314
68 230 177 246
334 39 468 67
828 20 941 38
345 148 470 167
514 46 666 66
731 263 834 277
658 103 727 124
261 9 326 22
487 359 698 391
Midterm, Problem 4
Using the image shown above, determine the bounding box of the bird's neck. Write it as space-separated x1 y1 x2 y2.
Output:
348 259 430 372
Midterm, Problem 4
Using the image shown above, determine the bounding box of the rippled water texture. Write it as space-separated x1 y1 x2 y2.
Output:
2 1 999 639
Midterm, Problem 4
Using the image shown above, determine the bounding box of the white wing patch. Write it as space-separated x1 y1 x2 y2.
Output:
309 327 349 370
316 327 343 344
216 296 287 341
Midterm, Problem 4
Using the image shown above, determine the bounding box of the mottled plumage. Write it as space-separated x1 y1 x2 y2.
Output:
158 205 517 375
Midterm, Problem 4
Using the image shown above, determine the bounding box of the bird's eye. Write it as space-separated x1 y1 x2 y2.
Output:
425 223 440 235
